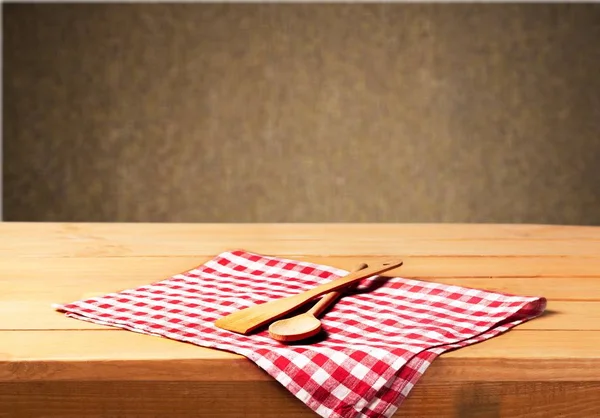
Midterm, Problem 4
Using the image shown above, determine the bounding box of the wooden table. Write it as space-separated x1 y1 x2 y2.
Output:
1 223 599 417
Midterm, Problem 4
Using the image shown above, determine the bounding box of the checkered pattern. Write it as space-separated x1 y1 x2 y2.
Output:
55 250 546 418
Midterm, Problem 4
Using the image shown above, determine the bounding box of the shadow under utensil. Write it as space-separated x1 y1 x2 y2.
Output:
344 274 394 296
282 278 396 344
278 329 331 346
312 274 394 319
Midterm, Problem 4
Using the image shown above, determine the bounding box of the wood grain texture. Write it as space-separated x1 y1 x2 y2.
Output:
2 223 600 257
1 381 599 418
2 330 600 383
1 223 599 417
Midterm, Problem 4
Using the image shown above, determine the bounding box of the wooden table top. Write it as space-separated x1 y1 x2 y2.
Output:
1 223 599 417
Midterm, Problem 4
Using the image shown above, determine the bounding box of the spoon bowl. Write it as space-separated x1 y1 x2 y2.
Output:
268 312 323 342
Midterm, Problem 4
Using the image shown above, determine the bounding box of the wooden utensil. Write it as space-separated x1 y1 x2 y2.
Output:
268 263 369 343
214 259 403 335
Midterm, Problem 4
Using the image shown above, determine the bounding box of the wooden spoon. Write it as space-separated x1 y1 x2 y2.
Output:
214 259 403 335
268 263 369 343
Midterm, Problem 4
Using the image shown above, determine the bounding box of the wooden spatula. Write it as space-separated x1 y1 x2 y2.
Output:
214 259 403 335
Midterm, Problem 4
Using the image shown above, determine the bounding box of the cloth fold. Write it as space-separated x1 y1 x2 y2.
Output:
55 250 546 418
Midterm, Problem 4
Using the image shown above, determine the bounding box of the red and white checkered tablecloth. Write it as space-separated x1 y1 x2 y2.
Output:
55 250 546 418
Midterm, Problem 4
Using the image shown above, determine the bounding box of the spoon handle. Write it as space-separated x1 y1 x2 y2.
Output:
308 263 369 317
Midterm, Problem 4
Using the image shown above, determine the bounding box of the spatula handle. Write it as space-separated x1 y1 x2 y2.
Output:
300 259 402 301
308 263 368 317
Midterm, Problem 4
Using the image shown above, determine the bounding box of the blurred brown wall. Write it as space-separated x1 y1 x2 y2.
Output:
3 3 600 223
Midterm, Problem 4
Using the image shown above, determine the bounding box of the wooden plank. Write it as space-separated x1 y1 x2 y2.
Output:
1 330 598 382
1 251 598 330
3 272 597 304
3 247 598 330
3 255 600 280
2 355 596 385
1 381 599 418
4 222 600 241
0 299 596 331
2 256 600 301
0 250 597 289
1 223 600 257
516 301 600 330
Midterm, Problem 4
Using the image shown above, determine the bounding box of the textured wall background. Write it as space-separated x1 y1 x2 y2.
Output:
3 3 600 223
